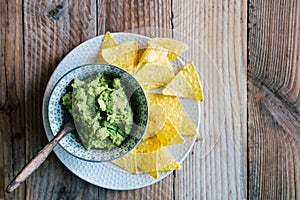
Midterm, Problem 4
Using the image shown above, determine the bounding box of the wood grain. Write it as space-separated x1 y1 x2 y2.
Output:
23 0 98 199
0 0 25 199
97 1 174 199
172 0 247 199
248 0 300 199
248 0 300 112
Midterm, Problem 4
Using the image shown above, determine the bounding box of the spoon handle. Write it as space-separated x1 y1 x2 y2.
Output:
6 120 75 193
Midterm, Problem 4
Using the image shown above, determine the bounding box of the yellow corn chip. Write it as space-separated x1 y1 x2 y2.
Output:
133 45 174 88
147 159 181 178
168 97 198 136
156 119 184 146
144 104 166 139
159 160 181 171
111 150 137 174
136 150 158 172
97 32 118 63
134 62 174 88
162 62 204 101
138 47 169 64
101 41 139 72
148 38 188 60
138 148 179 174
148 171 159 178
156 148 179 170
135 135 162 153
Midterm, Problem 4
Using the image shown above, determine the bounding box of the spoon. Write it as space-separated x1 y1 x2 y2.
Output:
6 120 75 193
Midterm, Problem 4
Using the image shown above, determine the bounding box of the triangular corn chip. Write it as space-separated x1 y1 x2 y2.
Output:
134 62 174 88
135 135 162 153
148 38 188 60
143 104 166 139
101 41 139 72
147 150 181 178
138 47 169 64
162 62 204 101
168 97 198 136
156 119 184 146
111 150 137 174
97 32 118 63
146 93 197 136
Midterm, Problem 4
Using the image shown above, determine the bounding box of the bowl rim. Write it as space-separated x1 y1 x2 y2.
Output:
47 63 149 162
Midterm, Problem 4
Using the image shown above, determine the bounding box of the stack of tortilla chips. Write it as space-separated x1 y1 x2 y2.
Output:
97 32 204 178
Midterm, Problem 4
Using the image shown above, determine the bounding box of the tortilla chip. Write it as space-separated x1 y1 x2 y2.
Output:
138 147 179 174
97 32 118 63
111 150 137 174
148 171 159 178
138 47 169 64
148 38 188 60
136 150 158 172
134 62 174 88
135 135 162 153
160 159 181 171
147 158 181 178
111 51 139 72
101 41 139 72
144 104 166 139
133 45 174 88
162 62 204 101
156 148 179 170
156 119 184 146
168 97 198 136
146 93 177 116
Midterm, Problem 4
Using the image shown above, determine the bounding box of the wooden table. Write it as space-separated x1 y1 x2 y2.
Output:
1 0 299 199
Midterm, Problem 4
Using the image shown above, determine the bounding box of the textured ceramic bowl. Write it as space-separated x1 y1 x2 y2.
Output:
47 63 149 162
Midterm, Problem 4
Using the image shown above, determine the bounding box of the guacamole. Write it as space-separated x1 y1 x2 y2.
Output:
62 73 133 150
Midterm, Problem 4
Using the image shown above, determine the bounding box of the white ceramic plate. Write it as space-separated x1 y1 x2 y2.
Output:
42 32 200 190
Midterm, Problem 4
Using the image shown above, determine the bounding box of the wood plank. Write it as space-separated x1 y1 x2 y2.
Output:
97 1 174 199
97 0 172 37
172 0 247 199
248 0 300 112
248 77 300 199
248 0 300 198
0 0 25 199
23 1 98 199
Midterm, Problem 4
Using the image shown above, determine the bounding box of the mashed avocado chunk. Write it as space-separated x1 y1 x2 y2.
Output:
62 73 133 150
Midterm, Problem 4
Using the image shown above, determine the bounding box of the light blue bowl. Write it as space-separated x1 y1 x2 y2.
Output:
47 63 149 162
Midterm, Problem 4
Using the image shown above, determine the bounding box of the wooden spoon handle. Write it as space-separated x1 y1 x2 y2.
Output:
6 121 75 193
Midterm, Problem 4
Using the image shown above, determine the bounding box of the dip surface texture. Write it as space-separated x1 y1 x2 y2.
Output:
62 73 133 150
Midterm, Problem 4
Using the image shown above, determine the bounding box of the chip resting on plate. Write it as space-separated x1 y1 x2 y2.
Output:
156 119 185 146
111 150 138 174
134 46 174 88
168 97 198 136
148 38 188 60
147 93 197 136
97 32 118 63
146 148 181 178
162 62 204 101
101 40 139 72
143 104 167 139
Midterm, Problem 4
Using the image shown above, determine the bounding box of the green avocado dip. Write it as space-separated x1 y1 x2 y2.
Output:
61 73 133 150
